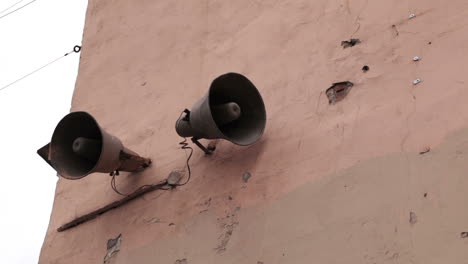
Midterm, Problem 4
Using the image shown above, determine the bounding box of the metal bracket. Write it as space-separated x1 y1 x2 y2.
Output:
117 150 152 172
191 138 216 155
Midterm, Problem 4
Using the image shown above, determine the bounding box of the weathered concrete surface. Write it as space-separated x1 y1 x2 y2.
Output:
114 128 468 264
40 0 468 263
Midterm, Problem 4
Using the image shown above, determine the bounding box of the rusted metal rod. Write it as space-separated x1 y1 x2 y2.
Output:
57 180 169 232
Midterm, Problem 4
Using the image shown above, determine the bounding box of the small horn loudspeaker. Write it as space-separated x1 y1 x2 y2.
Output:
37 111 151 180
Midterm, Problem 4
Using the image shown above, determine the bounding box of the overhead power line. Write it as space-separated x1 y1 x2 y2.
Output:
0 0 25 15
0 0 37 20
0 45 81 93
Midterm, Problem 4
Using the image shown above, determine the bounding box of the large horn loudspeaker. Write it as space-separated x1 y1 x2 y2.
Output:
37 111 151 180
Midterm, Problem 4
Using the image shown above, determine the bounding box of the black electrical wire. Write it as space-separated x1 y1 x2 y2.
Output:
175 109 194 186
0 0 37 20
110 171 171 197
110 109 193 196
176 137 193 186
109 110 194 196
0 45 81 93
110 171 129 196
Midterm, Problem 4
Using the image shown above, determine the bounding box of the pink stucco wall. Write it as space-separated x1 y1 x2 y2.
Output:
40 0 468 263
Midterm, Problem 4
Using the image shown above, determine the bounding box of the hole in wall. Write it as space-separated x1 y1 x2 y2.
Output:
326 81 354 105
341 39 361 48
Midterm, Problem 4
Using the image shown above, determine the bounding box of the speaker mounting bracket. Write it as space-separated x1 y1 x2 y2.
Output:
117 150 152 172
191 138 216 155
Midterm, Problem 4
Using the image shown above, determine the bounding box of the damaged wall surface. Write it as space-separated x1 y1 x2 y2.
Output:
40 0 468 263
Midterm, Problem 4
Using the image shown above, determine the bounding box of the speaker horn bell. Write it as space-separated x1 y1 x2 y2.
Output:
37 111 151 180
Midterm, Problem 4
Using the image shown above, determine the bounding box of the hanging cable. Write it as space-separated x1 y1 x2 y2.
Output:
174 110 194 186
109 169 171 197
176 137 193 186
0 0 37 20
0 0 25 15
108 111 193 196
110 171 129 196
0 45 81 93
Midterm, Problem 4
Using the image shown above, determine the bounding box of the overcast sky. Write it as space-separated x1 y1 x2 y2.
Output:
0 0 87 263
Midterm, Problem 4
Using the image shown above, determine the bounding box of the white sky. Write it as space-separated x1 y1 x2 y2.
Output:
0 1 87 263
